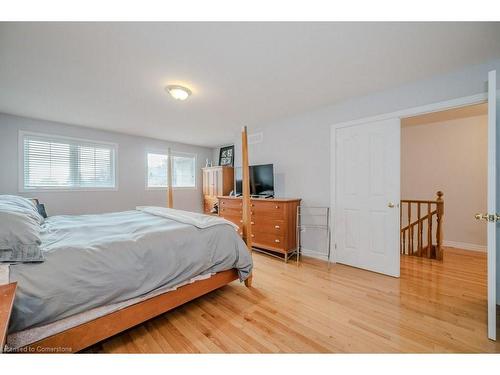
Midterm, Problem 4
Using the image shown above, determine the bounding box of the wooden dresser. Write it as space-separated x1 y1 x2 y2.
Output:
202 166 234 214
218 196 301 261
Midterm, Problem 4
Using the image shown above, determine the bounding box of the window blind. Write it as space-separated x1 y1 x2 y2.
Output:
146 152 196 188
22 133 116 190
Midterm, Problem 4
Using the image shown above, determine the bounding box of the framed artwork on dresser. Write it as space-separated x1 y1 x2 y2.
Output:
218 145 234 167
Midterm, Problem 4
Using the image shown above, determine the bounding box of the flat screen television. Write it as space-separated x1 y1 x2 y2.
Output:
234 164 274 197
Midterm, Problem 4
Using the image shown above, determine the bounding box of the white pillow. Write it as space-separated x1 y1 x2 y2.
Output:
0 204 44 263
0 194 37 209
0 195 44 224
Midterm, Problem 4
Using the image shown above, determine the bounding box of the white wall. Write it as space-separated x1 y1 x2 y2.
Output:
213 59 500 257
0 113 212 215
401 115 488 250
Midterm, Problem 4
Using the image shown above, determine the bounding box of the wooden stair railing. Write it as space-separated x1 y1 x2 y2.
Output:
400 191 444 260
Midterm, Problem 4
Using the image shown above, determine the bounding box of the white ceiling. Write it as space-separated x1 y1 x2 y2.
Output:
1 22 500 147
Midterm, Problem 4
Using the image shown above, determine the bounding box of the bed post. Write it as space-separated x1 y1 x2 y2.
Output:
167 147 174 208
241 126 253 287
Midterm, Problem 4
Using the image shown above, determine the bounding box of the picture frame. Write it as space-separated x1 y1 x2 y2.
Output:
218 145 234 167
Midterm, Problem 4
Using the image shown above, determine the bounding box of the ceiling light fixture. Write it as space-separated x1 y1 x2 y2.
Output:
165 85 192 101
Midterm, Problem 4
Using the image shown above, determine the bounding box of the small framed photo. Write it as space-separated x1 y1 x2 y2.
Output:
219 145 234 167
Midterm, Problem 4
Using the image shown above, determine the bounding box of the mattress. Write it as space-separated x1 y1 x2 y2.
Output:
7 208 253 333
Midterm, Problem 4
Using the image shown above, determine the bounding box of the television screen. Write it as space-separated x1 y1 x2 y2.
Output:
235 167 242 195
234 164 274 197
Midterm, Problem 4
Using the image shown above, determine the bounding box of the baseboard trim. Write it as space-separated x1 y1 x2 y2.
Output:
443 240 486 252
300 248 331 261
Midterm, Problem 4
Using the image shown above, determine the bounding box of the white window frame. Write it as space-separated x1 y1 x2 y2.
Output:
18 130 119 192
145 149 197 191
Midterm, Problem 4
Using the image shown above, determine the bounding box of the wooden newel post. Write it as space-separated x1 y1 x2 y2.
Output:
435 191 444 260
241 126 253 288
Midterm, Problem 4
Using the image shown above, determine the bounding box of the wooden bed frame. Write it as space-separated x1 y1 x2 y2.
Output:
3 127 254 353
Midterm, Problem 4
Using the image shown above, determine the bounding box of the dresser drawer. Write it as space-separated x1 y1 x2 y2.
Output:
251 232 286 252
219 215 243 236
219 206 242 217
251 201 285 219
220 214 242 225
219 199 242 209
250 217 285 235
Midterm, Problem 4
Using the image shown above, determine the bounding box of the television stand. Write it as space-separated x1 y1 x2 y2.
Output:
218 196 301 262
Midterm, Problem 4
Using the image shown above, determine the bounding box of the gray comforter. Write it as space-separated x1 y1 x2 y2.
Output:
8 209 252 333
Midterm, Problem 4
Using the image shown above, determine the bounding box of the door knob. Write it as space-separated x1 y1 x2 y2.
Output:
388 202 395 208
475 213 487 221
475 213 500 222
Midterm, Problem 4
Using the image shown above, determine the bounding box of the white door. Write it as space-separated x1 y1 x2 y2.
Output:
333 118 400 277
486 70 498 340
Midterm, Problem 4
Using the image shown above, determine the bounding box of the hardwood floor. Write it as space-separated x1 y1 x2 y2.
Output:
88 248 500 353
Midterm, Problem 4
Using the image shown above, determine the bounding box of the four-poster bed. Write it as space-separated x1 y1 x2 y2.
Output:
0 127 254 353
167 147 174 209
241 127 253 287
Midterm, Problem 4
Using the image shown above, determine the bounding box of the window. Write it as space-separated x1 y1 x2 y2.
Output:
20 132 117 190
146 152 196 188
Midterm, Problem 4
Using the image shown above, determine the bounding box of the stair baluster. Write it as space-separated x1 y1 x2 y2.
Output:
400 191 444 260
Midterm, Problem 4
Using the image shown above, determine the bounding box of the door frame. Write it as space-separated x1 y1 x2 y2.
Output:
330 91 488 265
487 70 497 340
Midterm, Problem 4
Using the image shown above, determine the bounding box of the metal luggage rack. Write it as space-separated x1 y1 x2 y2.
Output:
296 206 332 266
251 247 299 263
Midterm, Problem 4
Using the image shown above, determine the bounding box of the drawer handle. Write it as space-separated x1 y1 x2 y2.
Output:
239 220 243 223
251 234 255 238
274 225 280 229
251 221 254 225
274 239 280 243
275 205 279 209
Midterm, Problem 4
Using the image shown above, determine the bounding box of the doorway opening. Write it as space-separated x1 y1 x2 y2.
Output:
399 100 500 340
400 102 488 261
331 87 496 340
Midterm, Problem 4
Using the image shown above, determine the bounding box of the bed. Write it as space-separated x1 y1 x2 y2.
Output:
0 127 255 353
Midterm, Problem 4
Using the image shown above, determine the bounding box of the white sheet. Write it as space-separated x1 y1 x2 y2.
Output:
136 206 239 230
0 264 9 284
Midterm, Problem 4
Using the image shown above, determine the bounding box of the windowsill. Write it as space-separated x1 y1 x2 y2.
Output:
145 186 197 191
19 187 118 193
